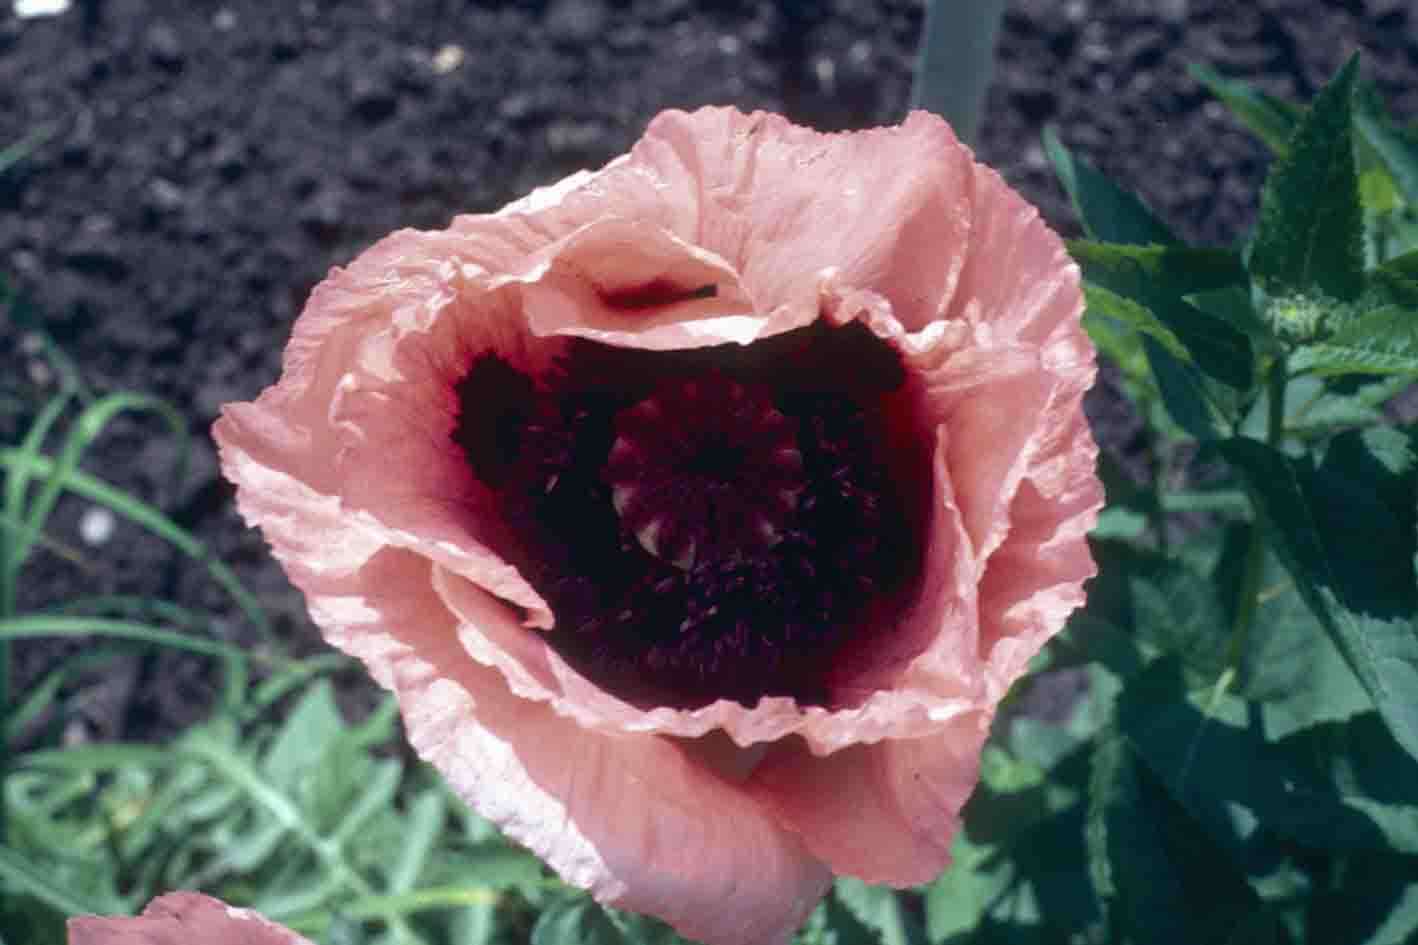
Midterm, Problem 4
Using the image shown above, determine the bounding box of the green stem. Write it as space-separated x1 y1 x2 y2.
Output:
1227 356 1288 683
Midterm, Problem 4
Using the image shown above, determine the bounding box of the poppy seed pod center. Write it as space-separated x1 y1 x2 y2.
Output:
603 373 806 570
450 322 915 709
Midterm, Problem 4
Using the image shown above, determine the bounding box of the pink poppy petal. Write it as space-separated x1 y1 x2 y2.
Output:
748 710 990 885
296 546 832 945
948 157 1086 350
978 401 1103 695
518 218 775 350
617 109 976 330
68 892 313 945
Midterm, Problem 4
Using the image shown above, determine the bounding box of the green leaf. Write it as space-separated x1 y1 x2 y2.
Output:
922 834 1012 942
386 791 445 894
1128 557 1230 681
1087 729 1265 945
263 680 347 789
1070 241 1254 388
1287 374 1415 436
1219 435 1418 762
1083 284 1191 364
1189 64 1302 154
1070 242 1250 297
1291 305 1418 377
1249 54 1365 302
1043 127 1174 245
1147 337 1224 440
450 845 547 891
0 844 127 921
1120 660 1418 858
1309 852 1418 945
1208 525 1373 731
1272 713 1418 854
832 879 926 945
1083 723 1264 936
1356 82 1418 208
532 899 625 945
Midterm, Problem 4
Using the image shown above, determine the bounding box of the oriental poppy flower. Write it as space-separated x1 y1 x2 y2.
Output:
68 893 314 945
214 107 1101 945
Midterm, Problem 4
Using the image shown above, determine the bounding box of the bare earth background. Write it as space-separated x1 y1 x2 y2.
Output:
0 0 1413 738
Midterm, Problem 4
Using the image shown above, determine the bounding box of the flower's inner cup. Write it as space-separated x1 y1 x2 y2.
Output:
452 319 915 709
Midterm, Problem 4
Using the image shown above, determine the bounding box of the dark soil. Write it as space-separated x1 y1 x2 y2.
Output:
1 0 1412 740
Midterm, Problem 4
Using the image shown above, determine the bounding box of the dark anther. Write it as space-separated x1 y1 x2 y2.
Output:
600 280 718 310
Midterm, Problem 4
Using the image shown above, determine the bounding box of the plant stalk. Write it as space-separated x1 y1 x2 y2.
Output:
910 0 1007 146
1227 355 1288 684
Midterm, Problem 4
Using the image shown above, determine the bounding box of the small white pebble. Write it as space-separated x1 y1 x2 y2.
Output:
79 506 116 546
212 8 237 31
432 44 465 74
13 0 69 18
717 35 740 56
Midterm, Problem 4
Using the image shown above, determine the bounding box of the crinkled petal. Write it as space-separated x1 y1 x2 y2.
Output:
748 711 990 885
68 893 314 945
302 547 832 945
978 403 1102 697
610 109 977 331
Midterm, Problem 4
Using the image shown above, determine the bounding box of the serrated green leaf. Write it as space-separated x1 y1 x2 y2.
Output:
1190 64 1302 154
1220 435 1418 763
1291 305 1418 377
1071 242 1254 388
1250 55 1365 302
1043 127 1174 245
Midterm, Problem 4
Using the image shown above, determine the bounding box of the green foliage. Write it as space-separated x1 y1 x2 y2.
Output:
1220 433 1418 763
1034 54 1418 945
1188 64 1301 154
1250 55 1365 303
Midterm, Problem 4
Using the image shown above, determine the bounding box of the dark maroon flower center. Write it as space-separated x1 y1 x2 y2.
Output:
605 373 805 570
452 320 914 709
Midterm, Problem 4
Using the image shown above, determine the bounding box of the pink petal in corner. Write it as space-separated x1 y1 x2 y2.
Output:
68 893 315 945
